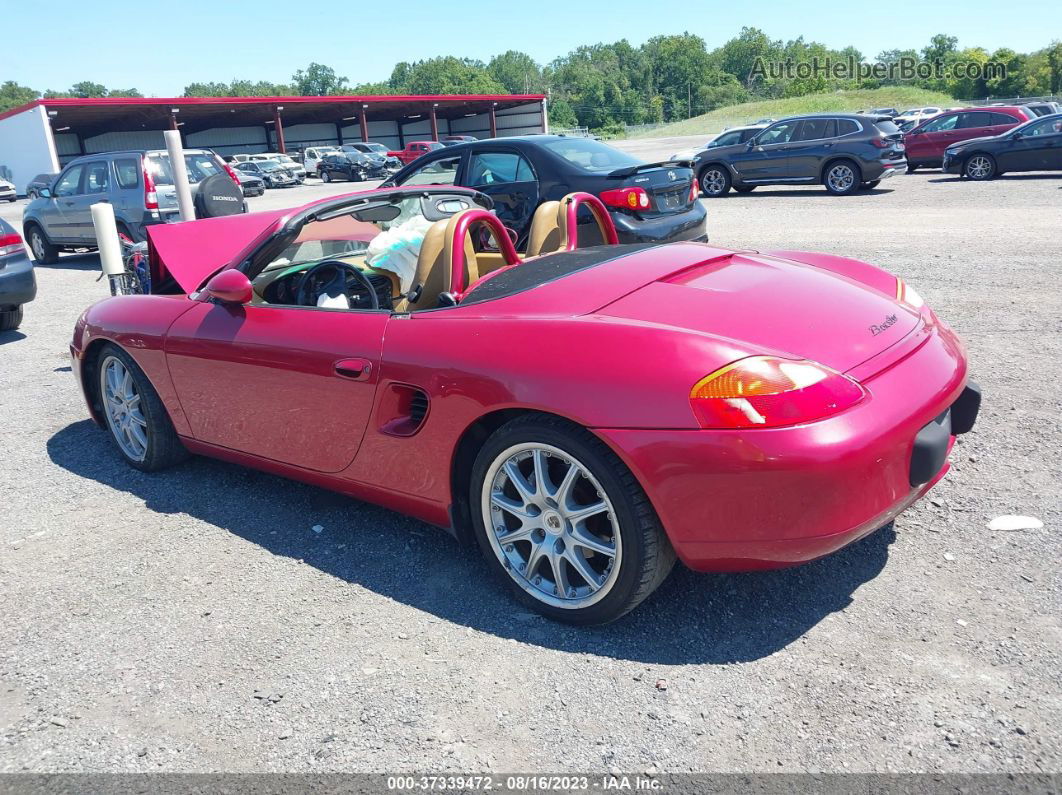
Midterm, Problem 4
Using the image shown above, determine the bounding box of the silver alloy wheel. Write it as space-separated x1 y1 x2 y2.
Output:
967 156 992 179
30 230 46 261
481 443 622 609
827 164 856 192
100 355 148 462
701 168 726 195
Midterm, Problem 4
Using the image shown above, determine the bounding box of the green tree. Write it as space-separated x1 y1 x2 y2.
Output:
1046 41 1062 93
717 27 781 90
292 63 349 96
0 80 38 113
547 98 579 128
401 57 506 94
488 50 543 94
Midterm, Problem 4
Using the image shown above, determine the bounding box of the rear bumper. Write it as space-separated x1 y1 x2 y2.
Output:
596 321 975 571
864 159 905 180
0 255 37 306
612 201 708 244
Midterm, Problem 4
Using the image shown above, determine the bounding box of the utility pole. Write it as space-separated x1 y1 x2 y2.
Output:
688 82 692 118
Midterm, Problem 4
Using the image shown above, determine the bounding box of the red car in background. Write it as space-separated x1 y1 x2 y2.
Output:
904 106 1032 170
388 141 445 165
69 186 980 625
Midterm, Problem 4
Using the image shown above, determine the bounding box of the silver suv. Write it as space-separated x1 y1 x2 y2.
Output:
22 149 244 264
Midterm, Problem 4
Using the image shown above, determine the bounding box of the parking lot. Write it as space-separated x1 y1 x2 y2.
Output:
0 162 1059 774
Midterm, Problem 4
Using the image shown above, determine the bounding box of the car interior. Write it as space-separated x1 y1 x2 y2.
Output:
247 191 618 314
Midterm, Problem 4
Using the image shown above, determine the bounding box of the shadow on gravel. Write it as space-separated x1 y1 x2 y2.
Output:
928 173 1062 184
713 187 895 198
49 419 895 665
36 252 102 271
0 329 27 345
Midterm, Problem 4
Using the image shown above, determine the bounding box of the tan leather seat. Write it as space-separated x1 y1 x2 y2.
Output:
524 200 564 258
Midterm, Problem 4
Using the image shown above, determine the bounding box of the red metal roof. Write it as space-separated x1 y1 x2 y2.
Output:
0 94 545 123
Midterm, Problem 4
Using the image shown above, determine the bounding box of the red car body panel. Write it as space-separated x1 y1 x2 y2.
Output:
70 199 975 572
904 106 1030 165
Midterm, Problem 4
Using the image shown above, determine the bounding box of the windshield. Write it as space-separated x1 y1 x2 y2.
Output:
146 152 223 185
365 144 388 153
541 139 642 172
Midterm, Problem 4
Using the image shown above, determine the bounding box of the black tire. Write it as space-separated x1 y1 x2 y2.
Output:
95 343 190 472
115 222 141 244
906 162 919 173
964 153 997 181
321 171 331 183
0 305 23 331
27 189 38 200
861 180 881 190
469 414 676 625
699 165 731 197
733 185 756 193
6 197 14 203
26 224 59 264
823 159 861 195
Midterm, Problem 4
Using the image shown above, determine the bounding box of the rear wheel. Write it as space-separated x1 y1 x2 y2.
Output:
470 415 676 625
823 160 861 195
0 306 23 331
699 166 731 197
906 162 919 173
26 224 59 264
965 154 996 180
321 171 331 183
97 344 189 472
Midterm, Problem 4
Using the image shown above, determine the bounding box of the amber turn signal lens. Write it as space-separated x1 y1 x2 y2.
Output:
689 356 865 429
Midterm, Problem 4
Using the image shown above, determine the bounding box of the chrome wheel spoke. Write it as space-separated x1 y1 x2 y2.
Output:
565 500 608 524
491 491 532 521
100 356 148 463
570 526 616 558
524 543 546 578
564 548 601 591
503 460 535 505
553 462 580 507
531 449 552 499
549 552 571 596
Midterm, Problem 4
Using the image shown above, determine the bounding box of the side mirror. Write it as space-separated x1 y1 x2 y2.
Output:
746 139 757 150
39 188 52 199
197 269 252 305
1011 131 1024 140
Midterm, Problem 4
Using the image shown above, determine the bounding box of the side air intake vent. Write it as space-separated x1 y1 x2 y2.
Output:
409 391 429 426
379 384 430 437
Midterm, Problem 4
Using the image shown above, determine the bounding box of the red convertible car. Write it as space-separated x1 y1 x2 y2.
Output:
70 186 980 624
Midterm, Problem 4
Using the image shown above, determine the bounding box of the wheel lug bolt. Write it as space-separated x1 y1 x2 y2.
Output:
505 545 514 553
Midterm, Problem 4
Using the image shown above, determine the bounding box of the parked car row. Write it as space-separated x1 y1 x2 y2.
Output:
679 104 1060 196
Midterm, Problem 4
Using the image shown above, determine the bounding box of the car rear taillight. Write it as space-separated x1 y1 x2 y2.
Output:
689 356 865 429
143 166 158 210
0 233 23 257
871 137 889 148
895 277 925 309
689 180 698 202
599 186 650 211
222 161 242 186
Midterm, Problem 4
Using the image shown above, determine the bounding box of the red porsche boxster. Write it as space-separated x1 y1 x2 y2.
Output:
70 186 980 624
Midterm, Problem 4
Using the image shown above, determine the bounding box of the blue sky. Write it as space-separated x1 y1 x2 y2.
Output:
1 0 1055 96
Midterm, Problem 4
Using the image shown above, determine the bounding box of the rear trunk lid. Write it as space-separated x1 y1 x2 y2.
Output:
608 161 696 216
599 251 920 374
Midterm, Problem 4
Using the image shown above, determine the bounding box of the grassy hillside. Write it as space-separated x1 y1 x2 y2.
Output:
629 87 957 137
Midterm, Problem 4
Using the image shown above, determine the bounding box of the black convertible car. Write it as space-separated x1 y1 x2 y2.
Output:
381 135 706 247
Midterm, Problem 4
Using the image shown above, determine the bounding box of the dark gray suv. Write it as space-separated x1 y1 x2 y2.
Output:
693 114 906 197
22 149 244 263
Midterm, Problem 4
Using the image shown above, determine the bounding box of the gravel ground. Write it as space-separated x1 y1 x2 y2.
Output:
0 166 1059 775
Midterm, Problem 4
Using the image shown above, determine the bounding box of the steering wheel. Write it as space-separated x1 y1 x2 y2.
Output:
294 259 380 309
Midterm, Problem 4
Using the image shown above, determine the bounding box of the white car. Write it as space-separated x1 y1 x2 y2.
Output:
0 178 16 202
895 107 943 126
249 153 307 181
669 125 768 161
302 146 340 176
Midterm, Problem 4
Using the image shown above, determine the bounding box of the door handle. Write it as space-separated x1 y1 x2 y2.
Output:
334 358 371 381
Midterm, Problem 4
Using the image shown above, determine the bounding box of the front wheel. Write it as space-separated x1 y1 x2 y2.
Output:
321 171 331 183
97 344 189 472
470 415 676 625
906 162 919 173
699 166 731 197
965 154 996 180
27 225 59 264
823 160 861 195
0 305 23 331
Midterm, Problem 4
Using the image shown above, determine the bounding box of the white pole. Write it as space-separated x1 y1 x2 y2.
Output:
164 129 195 222
91 202 124 278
